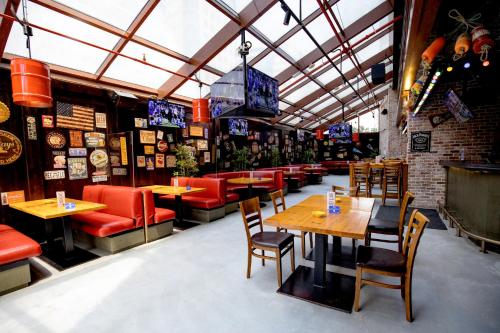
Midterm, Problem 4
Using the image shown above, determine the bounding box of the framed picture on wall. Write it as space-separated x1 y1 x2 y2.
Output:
139 130 156 144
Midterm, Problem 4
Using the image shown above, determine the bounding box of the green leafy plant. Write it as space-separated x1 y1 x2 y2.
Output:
232 146 250 171
175 144 199 176
270 147 281 167
302 148 315 164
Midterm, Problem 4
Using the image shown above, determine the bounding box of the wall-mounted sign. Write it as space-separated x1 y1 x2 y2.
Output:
144 145 155 155
155 153 164 168
157 130 164 140
68 157 88 180
95 112 107 129
428 112 452 128
146 156 154 171
53 155 66 169
196 140 208 150
46 132 66 149
139 130 156 144
56 102 94 131
190 126 203 137
92 175 107 183
157 140 168 152
26 116 37 140
90 149 108 168
110 152 120 166
69 148 87 157
410 131 431 152
166 133 174 143
120 137 128 166
85 132 106 148
204 151 211 163
166 155 176 168
134 118 147 128
0 190 25 206
137 156 146 168
42 115 54 128
69 130 83 147
112 168 127 176
0 101 10 123
0 130 22 165
109 137 120 150
44 170 65 180
204 127 209 139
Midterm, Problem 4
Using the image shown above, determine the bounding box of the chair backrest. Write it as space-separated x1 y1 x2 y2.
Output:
353 163 370 177
398 191 415 236
269 190 286 214
383 161 401 178
239 197 263 244
403 209 429 275
331 185 360 197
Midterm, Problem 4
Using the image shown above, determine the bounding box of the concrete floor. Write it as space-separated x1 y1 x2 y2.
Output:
0 175 499 333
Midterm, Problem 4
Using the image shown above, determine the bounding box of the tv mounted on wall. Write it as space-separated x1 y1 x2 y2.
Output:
329 123 352 144
228 118 248 136
148 99 186 128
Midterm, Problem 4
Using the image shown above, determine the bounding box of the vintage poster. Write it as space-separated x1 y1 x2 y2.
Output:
85 132 106 148
110 152 121 166
92 175 107 182
44 170 65 180
0 190 25 205
69 130 83 147
204 127 209 139
134 118 147 128
120 136 128 166
146 156 154 171
166 155 176 168
144 145 155 155
137 156 146 167
68 148 87 157
0 130 22 165
182 128 188 138
157 140 168 152
68 157 88 180
46 132 66 149
139 130 156 144
95 112 107 129
189 126 203 137
112 168 127 176
166 133 174 143
42 115 54 128
109 137 121 151
155 153 165 168
157 130 164 140
204 151 211 163
196 140 208 150
26 116 37 140
53 151 66 169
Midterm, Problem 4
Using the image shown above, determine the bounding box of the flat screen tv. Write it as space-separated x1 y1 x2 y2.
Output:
148 99 186 128
329 123 352 144
210 65 278 118
229 118 248 136
297 129 305 142
443 89 473 123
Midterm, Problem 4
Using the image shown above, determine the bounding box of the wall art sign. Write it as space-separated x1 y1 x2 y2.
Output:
139 130 156 144
26 116 37 140
0 190 25 206
42 115 54 128
144 145 155 155
44 170 65 180
108 137 120 151
112 167 127 176
428 112 453 128
182 128 188 138
68 157 88 180
166 155 176 168
146 156 154 171
166 133 174 143
85 132 106 148
56 101 94 131
120 137 128 166
204 151 211 163
155 153 165 168
444 89 473 123
196 140 208 150
46 132 66 149
157 140 168 152
157 130 164 140
90 149 108 168
95 112 107 129
110 152 120 166
189 125 203 137
92 175 107 182
204 127 209 139
137 156 146 168
53 154 66 169
410 131 431 152
0 130 22 165
69 148 87 157
134 118 147 128
69 130 83 147
0 101 10 123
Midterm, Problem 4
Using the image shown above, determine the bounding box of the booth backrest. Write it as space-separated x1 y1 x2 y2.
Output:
203 172 245 180
82 185 108 203
171 177 226 205
137 189 155 227
100 186 144 226
252 170 284 190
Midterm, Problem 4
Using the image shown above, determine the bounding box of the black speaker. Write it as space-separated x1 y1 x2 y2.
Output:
371 64 386 85
381 108 388 115
109 90 139 109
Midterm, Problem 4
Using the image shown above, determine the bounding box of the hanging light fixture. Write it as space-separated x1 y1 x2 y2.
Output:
192 80 209 123
10 0 52 108
315 129 324 140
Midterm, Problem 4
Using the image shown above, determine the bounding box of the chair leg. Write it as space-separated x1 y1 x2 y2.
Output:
400 276 405 299
364 232 370 246
276 249 282 287
308 232 313 248
354 267 362 311
404 274 413 322
301 232 306 258
398 234 402 253
382 179 387 205
352 238 356 249
261 250 265 266
290 243 295 272
246 249 252 279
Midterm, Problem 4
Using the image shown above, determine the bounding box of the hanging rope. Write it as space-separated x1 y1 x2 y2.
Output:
21 0 33 58
448 9 481 33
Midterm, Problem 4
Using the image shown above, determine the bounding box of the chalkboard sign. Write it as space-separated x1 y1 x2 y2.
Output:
411 131 431 152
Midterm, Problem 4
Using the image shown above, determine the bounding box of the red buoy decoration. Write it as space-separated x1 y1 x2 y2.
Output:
471 26 495 62
10 58 52 108
192 98 209 123
421 37 446 66
316 129 324 140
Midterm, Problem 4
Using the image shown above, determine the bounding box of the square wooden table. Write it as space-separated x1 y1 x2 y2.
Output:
10 198 106 253
227 177 273 207
264 195 374 312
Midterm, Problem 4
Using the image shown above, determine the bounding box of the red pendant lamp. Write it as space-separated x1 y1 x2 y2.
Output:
315 129 324 140
192 79 209 123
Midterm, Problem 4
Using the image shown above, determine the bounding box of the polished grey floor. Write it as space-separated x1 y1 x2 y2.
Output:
1 175 499 333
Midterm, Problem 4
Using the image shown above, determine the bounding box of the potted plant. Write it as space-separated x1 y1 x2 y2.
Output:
232 146 250 171
302 148 315 164
270 147 281 168
175 144 199 177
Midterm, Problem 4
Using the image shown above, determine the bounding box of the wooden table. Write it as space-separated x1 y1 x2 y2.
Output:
348 162 408 198
264 195 375 312
283 171 304 193
227 177 272 207
141 185 205 225
10 198 106 253
302 167 322 184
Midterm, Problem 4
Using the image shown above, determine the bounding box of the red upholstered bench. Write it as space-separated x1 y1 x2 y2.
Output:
0 225 42 295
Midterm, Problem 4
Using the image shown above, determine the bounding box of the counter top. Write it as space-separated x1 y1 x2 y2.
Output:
439 161 500 172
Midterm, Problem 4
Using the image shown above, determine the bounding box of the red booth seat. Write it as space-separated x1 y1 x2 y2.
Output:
320 160 354 172
203 170 284 194
258 167 305 182
0 225 41 266
159 177 226 209
139 189 176 225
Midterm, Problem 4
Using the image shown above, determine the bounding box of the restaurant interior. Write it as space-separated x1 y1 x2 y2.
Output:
0 0 499 332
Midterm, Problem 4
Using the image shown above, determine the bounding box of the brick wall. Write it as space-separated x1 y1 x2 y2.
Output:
380 89 407 159
406 83 500 208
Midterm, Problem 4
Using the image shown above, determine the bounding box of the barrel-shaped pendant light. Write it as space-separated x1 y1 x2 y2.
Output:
192 98 209 123
316 129 324 140
10 58 53 108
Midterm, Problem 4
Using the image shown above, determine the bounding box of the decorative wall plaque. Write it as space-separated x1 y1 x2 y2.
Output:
157 140 168 152
69 130 83 147
69 148 87 157
0 130 22 165
42 115 54 128
26 116 37 140
0 101 10 123
85 132 106 148
139 130 156 144
44 170 65 180
137 156 146 167
144 145 155 155
95 112 107 129
46 132 66 149
68 158 88 180
410 131 431 152
112 167 127 176
90 149 108 168
189 126 203 137
155 153 164 168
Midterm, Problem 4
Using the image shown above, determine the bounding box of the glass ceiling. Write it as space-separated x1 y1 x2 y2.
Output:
3 0 395 130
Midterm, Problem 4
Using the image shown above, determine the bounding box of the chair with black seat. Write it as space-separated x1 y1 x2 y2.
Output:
239 197 295 287
270 190 312 258
365 191 415 252
353 163 371 197
354 209 429 322
382 161 402 205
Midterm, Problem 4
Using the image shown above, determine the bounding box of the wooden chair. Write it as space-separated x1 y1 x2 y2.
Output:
365 191 415 252
332 185 360 197
239 197 295 287
354 209 429 322
370 167 383 190
382 161 402 205
270 190 312 258
353 163 371 197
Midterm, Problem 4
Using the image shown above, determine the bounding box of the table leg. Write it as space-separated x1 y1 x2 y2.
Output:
248 184 266 207
175 195 183 224
287 175 301 193
61 216 75 253
313 233 328 288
